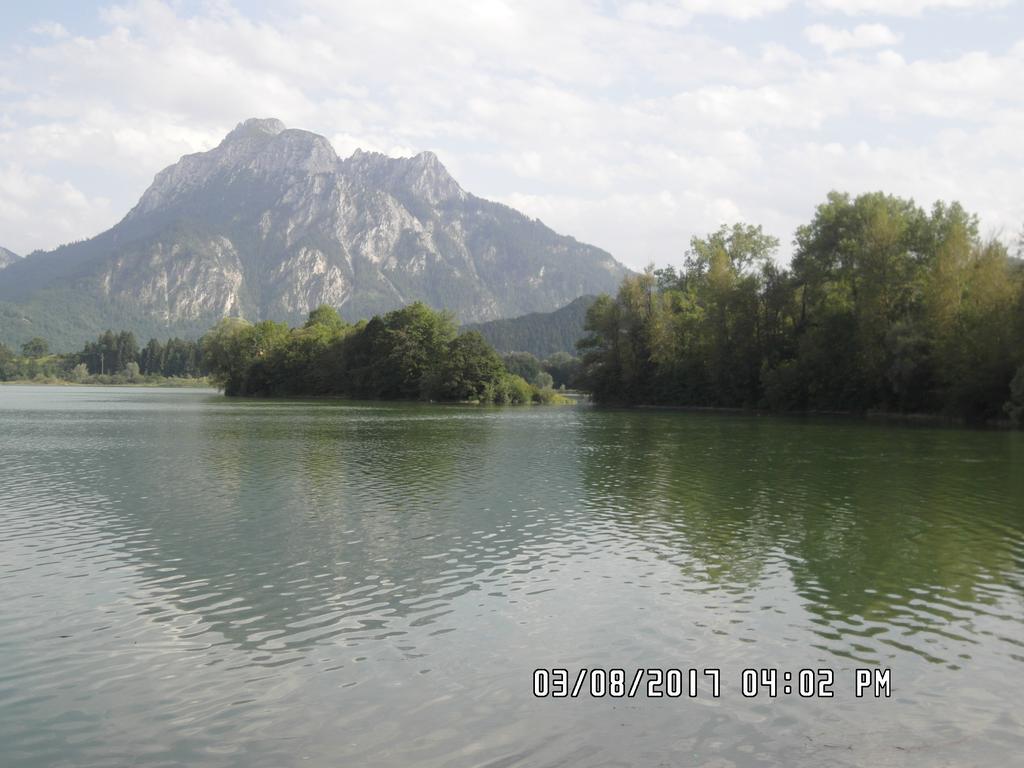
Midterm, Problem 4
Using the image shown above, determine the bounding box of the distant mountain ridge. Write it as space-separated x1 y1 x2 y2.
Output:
464 295 595 358
0 118 629 350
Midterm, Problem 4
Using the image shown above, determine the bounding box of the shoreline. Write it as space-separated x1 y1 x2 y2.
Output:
3 383 1015 427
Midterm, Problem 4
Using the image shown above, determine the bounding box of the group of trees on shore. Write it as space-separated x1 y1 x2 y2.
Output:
579 191 1024 424
0 330 206 384
200 302 565 404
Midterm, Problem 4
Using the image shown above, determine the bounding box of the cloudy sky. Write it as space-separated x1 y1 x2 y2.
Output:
1 0 1022 269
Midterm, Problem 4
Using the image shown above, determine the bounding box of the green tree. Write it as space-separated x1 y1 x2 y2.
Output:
541 352 581 389
503 352 543 384
370 302 457 398
21 337 49 358
937 240 1021 420
201 318 289 395
195 302 546 405
580 195 1023 423
140 338 165 375
305 304 346 331
432 332 507 401
0 342 16 380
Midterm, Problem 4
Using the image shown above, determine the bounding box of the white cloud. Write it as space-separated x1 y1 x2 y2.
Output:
0 164 115 252
29 22 70 39
807 0 1011 15
622 0 793 26
0 0 1021 268
804 23 901 53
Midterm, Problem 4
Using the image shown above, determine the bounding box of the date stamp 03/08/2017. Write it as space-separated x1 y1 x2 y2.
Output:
532 668 892 700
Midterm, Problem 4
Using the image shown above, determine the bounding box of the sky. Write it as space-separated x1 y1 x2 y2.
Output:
0 0 1022 270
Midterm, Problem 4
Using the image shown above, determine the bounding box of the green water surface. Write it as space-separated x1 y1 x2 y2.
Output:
0 386 1021 767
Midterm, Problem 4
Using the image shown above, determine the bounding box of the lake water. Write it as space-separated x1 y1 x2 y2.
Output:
1 386 1022 767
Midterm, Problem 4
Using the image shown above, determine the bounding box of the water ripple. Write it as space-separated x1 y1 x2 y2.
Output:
0 386 1021 766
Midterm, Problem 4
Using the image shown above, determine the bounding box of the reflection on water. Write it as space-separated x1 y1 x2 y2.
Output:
577 414 1024 665
0 386 1021 767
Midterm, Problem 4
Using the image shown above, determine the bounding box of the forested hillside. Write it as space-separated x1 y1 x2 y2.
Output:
464 296 595 357
580 191 1024 424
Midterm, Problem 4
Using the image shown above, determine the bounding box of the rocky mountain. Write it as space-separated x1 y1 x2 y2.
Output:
0 247 19 270
0 118 628 349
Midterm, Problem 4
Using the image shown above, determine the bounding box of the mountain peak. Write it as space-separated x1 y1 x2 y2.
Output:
342 148 464 205
412 150 440 165
225 117 287 142
130 119 336 217
403 151 464 205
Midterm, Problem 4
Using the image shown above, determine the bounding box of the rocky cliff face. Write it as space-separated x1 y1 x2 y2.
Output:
0 118 628 348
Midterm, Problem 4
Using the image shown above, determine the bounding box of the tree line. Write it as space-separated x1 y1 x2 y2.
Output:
200 302 565 404
579 191 1024 425
0 331 206 383
1 303 570 404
